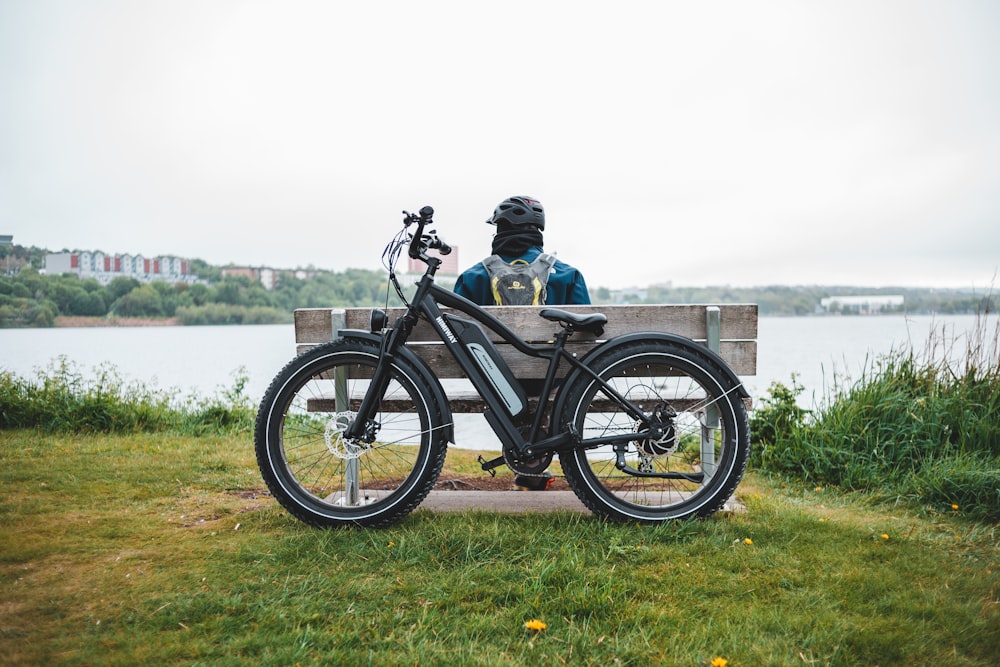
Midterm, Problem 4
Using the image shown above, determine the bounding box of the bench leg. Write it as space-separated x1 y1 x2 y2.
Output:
702 406 718 477
701 306 721 477
329 311 361 505
334 365 360 505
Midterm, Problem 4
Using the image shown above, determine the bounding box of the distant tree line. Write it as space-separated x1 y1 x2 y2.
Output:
591 284 995 316
0 243 993 327
0 244 399 327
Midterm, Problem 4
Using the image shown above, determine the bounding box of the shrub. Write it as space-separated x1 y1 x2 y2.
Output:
749 376 810 471
174 304 290 325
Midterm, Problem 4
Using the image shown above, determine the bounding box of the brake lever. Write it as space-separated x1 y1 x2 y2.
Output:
401 210 419 227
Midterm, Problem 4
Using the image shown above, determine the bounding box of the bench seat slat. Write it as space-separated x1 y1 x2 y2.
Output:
296 339 756 377
296 304 759 344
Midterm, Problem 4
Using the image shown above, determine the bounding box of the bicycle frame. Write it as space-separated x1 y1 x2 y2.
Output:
255 207 752 526
344 223 658 461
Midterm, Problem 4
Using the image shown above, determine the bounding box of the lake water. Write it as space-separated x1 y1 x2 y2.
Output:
2 314 994 449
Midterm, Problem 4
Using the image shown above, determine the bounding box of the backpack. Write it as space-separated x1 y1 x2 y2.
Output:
481 253 557 306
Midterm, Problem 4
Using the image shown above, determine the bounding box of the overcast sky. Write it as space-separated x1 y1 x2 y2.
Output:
2 0 998 290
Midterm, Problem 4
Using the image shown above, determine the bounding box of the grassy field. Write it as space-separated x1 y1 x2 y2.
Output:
1 430 996 666
2 315 997 664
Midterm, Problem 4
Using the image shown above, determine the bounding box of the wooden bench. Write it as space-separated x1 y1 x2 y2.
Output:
293 304 757 413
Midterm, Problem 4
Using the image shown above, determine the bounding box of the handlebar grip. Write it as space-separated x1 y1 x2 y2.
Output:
432 238 452 255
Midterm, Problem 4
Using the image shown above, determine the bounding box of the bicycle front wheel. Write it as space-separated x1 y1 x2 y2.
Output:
254 338 448 528
557 339 749 522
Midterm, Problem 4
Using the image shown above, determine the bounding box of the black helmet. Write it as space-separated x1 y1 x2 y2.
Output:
486 196 545 230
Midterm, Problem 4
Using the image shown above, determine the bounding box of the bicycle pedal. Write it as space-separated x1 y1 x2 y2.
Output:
477 455 505 476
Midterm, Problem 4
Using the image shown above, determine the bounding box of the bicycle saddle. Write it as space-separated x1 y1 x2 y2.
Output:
539 308 607 336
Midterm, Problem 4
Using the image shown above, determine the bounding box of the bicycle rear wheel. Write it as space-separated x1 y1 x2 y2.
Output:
557 339 749 522
254 338 448 528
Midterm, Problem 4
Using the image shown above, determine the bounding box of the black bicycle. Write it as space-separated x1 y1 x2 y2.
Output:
255 206 750 527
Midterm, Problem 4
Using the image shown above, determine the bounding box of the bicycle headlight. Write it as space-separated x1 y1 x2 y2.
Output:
369 309 388 333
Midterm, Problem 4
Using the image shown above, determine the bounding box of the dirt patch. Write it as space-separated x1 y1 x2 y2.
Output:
228 489 269 500
226 478 568 497
434 473 570 492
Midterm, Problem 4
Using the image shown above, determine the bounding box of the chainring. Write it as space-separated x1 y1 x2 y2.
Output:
502 425 553 475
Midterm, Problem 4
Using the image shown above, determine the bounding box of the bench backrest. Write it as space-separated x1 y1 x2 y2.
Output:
294 304 757 379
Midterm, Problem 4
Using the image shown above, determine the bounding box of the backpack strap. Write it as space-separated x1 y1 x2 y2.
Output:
536 253 557 274
481 255 510 273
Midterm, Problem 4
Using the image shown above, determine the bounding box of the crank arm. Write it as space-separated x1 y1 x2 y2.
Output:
478 455 505 475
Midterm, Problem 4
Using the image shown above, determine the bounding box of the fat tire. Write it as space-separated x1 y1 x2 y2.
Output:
558 339 749 522
254 338 447 528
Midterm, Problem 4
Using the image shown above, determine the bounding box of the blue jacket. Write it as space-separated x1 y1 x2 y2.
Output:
453 246 591 306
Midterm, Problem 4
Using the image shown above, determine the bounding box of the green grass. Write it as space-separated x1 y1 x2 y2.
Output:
1 430 997 666
2 315 998 664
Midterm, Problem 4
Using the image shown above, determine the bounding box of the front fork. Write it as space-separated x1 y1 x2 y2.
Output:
342 313 416 443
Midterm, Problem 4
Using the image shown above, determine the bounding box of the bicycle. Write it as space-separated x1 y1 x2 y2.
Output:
254 206 751 527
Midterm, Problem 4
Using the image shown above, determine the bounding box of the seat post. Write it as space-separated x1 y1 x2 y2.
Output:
526 327 572 442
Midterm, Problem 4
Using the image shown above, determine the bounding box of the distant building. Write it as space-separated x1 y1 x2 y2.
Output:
221 266 277 290
45 251 198 285
407 246 459 275
820 295 904 314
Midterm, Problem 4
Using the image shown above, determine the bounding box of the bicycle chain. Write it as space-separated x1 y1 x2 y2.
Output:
513 470 559 479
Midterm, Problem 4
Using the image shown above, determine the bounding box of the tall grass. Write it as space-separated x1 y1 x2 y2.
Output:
752 312 1000 522
0 356 254 435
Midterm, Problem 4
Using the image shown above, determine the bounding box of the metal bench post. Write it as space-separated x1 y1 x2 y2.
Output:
331 309 359 505
701 306 721 476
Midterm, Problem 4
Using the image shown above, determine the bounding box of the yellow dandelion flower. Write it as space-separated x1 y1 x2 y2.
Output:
524 619 547 632
743 538 753 546
951 504 959 511
881 534 889 540
710 657 729 667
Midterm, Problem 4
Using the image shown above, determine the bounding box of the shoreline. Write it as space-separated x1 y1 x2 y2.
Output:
15 310 994 330
54 316 181 328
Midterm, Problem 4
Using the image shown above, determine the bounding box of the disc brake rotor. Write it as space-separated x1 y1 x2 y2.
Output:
635 404 679 457
325 411 368 460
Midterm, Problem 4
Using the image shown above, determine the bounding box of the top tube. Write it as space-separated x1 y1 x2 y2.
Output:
423 282 555 357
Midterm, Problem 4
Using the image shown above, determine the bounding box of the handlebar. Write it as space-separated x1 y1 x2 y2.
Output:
429 235 452 255
402 205 451 259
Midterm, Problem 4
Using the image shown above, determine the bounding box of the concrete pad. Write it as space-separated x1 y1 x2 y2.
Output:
416 490 744 514
419 490 587 513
